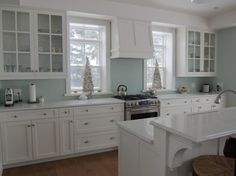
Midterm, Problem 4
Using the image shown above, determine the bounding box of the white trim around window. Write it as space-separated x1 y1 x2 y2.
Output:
66 16 111 95
144 25 176 91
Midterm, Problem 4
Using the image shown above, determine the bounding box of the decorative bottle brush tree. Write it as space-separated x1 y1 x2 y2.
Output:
152 60 162 90
83 57 94 95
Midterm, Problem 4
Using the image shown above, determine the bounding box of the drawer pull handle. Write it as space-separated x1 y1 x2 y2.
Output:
84 122 89 125
110 119 115 123
64 111 68 114
111 107 114 110
166 113 170 116
206 99 209 101
110 137 115 140
85 109 89 112
196 100 200 102
13 115 17 118
184 101 187 103
70 120 73 123
43 113 47 116
167 102 170 105
32 124 35 127
84 140 89 144
184 111 187 114
27 125 31 127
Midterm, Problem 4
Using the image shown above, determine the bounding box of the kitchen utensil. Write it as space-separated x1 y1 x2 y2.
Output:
117 85 127 97
5 88 14 106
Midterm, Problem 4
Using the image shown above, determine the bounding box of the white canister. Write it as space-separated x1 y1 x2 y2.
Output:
29 83 37 102
203 84 210 93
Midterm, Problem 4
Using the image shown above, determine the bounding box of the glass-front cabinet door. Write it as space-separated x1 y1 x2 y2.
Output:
36 12 64 74
0 9 33 74
187 30 216 75
204 33 216 73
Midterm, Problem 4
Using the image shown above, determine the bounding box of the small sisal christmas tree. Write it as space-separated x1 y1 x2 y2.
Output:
152 60 162 90
83 57 94 93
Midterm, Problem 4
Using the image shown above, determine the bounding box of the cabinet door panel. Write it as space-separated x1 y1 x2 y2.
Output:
134 21 152 51
118 19 135 51
59 117 74 155
1 121 33 164
32 118 59 159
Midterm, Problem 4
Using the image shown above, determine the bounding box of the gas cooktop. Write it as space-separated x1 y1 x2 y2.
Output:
114 94 157 100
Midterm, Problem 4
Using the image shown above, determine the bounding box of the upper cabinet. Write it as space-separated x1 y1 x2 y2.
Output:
176 27 216 77
0 7 66 79
111 18 154 59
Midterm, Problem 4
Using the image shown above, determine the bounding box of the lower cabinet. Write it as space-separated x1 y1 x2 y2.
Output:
59 117 74 155
1 118 60 164
75 130 118 153
1 121 33 164
31 118 60 159
0 103 124 166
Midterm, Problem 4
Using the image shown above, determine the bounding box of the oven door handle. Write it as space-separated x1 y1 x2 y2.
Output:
129 108 159 115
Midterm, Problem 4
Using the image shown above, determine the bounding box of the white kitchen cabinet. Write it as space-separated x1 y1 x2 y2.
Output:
32 118 60 159
59 117 74 155
0 7 66 79
1 121 33 164
111 18 153 59
160 95 225 117
176 27 216 77
74 104 124 152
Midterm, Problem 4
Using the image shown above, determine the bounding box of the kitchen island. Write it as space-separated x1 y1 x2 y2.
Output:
117 107 236 176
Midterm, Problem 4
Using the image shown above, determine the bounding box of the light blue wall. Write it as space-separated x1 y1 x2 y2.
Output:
0 58 216 103
217 27 236 106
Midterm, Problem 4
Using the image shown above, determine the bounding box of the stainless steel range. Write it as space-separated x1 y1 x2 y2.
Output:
114 94 160 120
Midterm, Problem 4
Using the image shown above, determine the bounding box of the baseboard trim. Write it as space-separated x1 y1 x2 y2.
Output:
4 147 117 169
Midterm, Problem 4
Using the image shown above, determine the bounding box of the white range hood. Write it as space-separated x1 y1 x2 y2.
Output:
111 17 154 59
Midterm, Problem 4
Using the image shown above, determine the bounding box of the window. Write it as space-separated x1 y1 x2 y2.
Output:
67 17 110 94
144 26 175 90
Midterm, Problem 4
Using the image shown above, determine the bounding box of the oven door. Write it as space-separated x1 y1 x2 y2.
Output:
125 107 159 121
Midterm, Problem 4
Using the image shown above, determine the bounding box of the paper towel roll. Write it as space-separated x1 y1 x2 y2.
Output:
29 83 36 102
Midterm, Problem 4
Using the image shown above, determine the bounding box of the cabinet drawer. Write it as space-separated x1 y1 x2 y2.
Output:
161 98 190 107
193 104 212 113
5 109 56 121
58 108 73 117
76 131 118 152
74 112 123 133
192 97 215 104
161 106 192 117
75 104 124 116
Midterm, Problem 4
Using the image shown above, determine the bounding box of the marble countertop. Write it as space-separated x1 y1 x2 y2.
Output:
0 98 125 112
117 118 156 144
151 107 236 143
158 93 219 100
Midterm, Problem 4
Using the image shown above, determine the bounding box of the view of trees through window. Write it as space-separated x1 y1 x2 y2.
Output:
146 31 167 89
69 23 105 92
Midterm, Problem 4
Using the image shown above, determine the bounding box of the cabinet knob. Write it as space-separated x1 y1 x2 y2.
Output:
110 137 115 140
111 107 114 110
13 115 17 118
64 111 68 114
32 124 35 127
184 111 187 114
43 113 47 116
184 101 187 103
110 119 115 123
84 140 89 144
167 102 170 105
196 100 200 102
85 109 89 112
70 120 73 123
84 122 89 125
27 125 31 127
166 113 170 116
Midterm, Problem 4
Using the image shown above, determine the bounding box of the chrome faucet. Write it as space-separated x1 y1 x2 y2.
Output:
215 89 236 104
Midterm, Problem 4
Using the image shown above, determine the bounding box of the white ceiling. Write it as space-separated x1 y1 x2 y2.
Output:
106 0 236 17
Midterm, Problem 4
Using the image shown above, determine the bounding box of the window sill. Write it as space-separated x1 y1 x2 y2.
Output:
64 91 113 97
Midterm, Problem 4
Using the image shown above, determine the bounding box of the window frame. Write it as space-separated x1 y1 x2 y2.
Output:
144 25 176 91
66 16 111 95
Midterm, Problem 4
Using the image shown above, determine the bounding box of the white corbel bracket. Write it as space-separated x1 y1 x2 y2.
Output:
167 134 196 169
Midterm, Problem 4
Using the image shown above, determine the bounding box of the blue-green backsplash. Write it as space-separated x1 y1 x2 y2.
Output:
0 58 216 103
